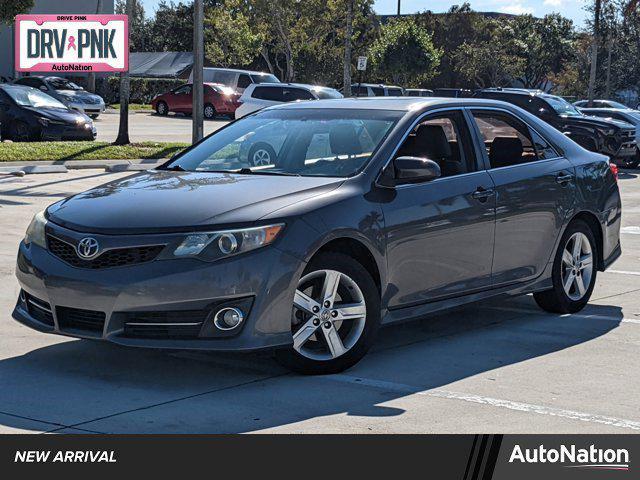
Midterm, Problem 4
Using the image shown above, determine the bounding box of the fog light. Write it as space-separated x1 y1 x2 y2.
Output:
214 307 244 330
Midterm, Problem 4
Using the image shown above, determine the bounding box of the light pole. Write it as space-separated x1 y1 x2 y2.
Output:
397 0 401 16
192 0 204 143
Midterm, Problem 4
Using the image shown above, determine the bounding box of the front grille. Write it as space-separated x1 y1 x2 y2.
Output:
22 291 54 326
57 306 106 333
123 310 211 339
47 236 164 269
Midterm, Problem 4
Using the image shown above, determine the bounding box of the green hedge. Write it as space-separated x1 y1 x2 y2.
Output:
97 77 186 104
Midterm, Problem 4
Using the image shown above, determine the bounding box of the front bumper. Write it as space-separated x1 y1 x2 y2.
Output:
41 123 96 141
67 102 106 116
13 224 303 351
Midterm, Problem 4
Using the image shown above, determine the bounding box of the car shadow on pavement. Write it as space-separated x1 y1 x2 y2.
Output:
0 297 624 433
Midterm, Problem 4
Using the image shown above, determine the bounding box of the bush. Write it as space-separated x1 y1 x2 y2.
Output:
97 77 186 104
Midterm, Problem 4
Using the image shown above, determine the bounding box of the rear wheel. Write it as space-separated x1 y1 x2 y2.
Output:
248 143 277 167
275 253 380 375
534 220 597 314
204 103 216 120
156 101 168 116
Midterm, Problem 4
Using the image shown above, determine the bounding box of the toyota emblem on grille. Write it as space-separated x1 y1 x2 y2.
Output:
76 237 100 259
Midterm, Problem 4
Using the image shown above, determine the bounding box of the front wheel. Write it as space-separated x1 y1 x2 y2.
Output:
204 103 216 120
275 253 380 375
534 220 597 314
248 143 277 167
155 101 168 116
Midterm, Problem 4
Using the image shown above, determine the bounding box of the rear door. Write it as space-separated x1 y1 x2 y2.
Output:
468 108 576 286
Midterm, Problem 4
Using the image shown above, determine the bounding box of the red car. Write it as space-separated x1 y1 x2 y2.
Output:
151 82 241 119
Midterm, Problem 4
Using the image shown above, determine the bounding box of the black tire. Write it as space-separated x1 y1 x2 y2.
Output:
156 101 168 116
204 103 216 120
248 143 277 166
13 121 31 142
534 220 598 314
275 252 381 375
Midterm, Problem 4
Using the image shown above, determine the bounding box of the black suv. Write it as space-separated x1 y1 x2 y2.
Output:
475 88 637 164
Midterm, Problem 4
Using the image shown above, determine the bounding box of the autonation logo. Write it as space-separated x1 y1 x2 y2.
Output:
509 444 630 471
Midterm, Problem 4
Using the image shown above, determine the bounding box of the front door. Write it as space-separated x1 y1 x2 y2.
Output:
469 109 576 286
172 85 193 113
382 109 496 308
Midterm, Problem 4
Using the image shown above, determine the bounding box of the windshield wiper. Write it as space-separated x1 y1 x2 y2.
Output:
233 168 300 177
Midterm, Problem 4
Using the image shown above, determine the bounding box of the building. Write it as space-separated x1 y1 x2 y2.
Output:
0 0 115 81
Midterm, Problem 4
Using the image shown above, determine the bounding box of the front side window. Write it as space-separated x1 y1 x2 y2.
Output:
395 110 477 178
285 88 314 101
371 87 385 96
163 109 401 178
174 85 192 95
387 88 403 96
471 110 557 167
252 87 284 101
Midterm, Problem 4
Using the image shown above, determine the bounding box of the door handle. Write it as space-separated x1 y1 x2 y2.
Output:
556 172 574 185
471 187 495 202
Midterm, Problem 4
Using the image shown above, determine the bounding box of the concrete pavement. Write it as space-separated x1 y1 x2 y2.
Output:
0 169 639 433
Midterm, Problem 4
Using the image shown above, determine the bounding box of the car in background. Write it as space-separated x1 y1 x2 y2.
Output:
405 88 434 97
579 107 640 168
235 83 343 119
14 76 106 119
432 88 473 98
188 68 280 93
574 99 631 110
0 84 96 142
475 88 637 165
151 82 241 119
350 83 404 97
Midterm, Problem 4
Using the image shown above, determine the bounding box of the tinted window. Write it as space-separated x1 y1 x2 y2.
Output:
285 88 314 101
471 111 541 168
237 74 252 89
252 86 284 101
387 88 403 96
371 87 384 96
210 70 236 86
396 110 477 178
351 85 368 96
174 85 192 95
16 78 42 88
164 109 401 178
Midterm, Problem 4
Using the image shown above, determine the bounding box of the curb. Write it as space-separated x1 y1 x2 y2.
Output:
0 159 165 171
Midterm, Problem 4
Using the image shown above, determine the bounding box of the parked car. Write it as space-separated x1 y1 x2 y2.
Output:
350 83 404 97
235 83 343 119
0 84 96 142
151 82 241 119
579 107 640 168
188 68 280 93
14 76 106 119
13 97 621 374
574 99 631 109
475 88 637 165
432 88 473 98
405 88 434 97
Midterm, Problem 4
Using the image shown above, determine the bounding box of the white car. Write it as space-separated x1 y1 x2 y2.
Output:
235 83 343 119
188 68 280 93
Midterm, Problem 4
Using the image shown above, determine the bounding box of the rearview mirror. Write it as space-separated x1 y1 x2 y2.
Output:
394 156 441 184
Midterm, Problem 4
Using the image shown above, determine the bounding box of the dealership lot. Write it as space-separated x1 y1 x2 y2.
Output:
0 169 639 433
95 112 230 143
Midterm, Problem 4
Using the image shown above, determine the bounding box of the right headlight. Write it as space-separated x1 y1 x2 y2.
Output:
173 224 284 260
24 210 48 249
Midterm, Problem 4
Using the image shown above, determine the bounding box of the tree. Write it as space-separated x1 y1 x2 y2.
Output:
0 0 33 24
587 0 602 103
369 17 441 87
115 0 134 145
116 0 150 52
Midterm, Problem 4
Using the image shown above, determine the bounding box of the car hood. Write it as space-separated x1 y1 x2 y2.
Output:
57 89 102 102
23 106 87 124
47 170 345 234
561 114 634 131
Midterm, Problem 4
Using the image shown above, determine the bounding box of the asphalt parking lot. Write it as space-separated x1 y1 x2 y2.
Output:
0 168 639 434
95 111 229 143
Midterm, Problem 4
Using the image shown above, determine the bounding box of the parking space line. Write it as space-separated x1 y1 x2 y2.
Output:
329 375 640 431
485 306 640 325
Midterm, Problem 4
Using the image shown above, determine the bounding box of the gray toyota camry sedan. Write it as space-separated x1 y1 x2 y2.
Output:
13 98 621 374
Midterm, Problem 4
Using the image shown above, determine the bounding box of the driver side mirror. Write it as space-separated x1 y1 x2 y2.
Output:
378 156 441 187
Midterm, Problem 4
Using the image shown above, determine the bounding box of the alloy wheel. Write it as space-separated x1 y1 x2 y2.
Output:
561 232 594 301
204 105 215 119
252 149 272 166
292 269 367 361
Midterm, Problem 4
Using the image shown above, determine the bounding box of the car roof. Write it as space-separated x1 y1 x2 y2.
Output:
580 107 636 113
202 67 275 75
271 97 515 111
249 82 337 90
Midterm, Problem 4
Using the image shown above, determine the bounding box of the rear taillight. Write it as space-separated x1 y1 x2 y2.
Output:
609 162 619 181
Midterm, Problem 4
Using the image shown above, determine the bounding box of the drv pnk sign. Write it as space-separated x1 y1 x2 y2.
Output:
15 15 128 73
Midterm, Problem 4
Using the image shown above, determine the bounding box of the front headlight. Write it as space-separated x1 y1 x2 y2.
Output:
173 224 284 260
24 210 48 249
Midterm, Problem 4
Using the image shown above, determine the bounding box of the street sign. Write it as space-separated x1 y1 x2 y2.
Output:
15 15 129 73
357 56 367 71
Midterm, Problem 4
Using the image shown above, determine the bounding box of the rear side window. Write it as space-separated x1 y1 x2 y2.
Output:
371 87 384 96
387 88 403 96
352 86 368 96
471 110 558 167
237 74 252 89
252 87 284 101
284 88 314 101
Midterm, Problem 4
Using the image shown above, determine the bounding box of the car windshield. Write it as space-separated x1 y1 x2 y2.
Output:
46 78 82 91
250 73 280 84
313 88 343 100
3 86 67 109
163 109 401 177
543 95 582 117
